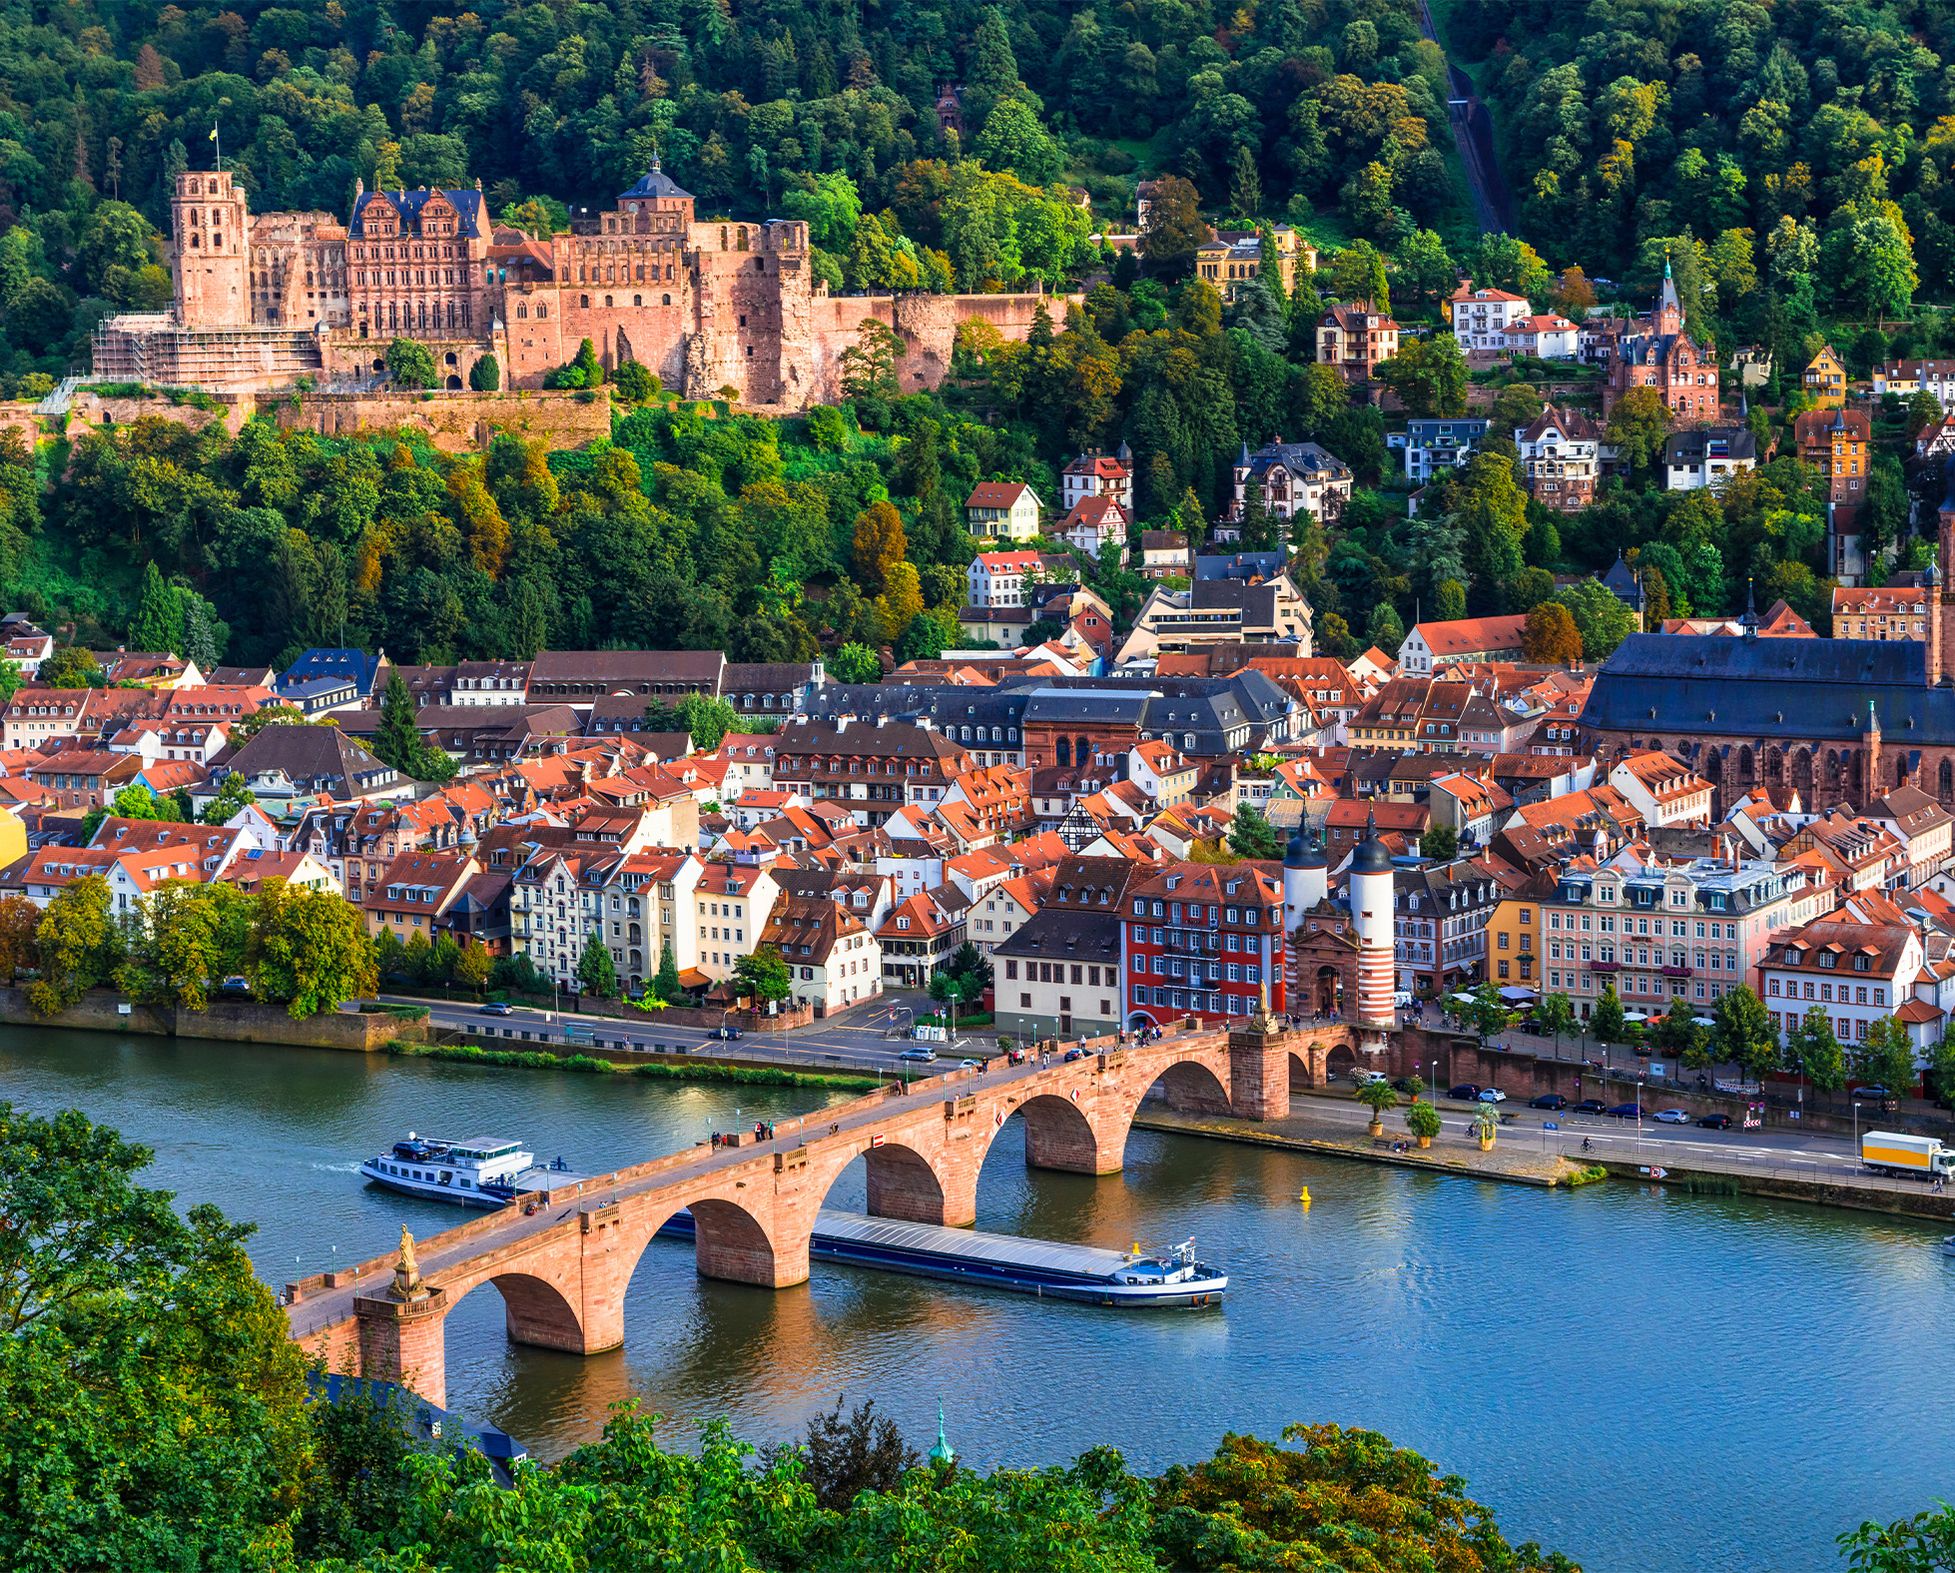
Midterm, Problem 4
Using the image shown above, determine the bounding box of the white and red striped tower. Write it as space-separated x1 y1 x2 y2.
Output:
1348 807 1396 1026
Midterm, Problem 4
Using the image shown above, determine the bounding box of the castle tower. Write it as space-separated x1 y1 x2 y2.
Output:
1348 808 1396 1025
1282 823 1327 932
172 170 250 329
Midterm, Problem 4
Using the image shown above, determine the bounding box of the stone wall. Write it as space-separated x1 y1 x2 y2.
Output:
0 403 43 449
68 389 249 435
274 389 613 453
802 289 1078 405
0 987 422 1051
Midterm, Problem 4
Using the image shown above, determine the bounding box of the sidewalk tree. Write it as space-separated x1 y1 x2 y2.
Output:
576 937 619 1000
654 940 683 1004
453 942 492 995
734 944 791 1006
1403 1098 1442 1148
248 880 378 1019
28 875 122 1016
1355 1077 1399 1135
1929 1033 1955 1105
1853 1014 1918 1097
1652 1006 1707 1067
1534 992 1576 1049
1465 982 1514 1044
1712 984 1779 1081
1786 1003 1846 1092
1590 982 1626 1045
427 931 462 986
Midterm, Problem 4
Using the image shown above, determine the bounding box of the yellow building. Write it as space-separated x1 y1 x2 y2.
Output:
1196 226 1313 302
1803 345 1847 408
1486 894 1540 988
0 803 24 874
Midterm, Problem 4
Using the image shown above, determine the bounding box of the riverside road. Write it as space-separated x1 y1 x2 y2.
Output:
386 994 1928 1188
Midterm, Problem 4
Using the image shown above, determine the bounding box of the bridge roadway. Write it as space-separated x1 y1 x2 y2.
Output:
287 1017 1357 1405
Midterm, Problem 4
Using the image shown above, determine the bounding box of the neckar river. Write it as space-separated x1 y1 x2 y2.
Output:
5 1024 1948 1573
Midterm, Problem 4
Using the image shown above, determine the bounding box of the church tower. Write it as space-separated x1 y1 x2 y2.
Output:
172 169 250 329
1654 251 1683 336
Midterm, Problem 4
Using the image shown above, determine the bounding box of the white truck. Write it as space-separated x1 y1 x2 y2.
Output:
1860 1131 1955 1178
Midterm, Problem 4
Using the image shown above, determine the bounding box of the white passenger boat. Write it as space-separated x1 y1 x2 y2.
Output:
359 1133 574 1208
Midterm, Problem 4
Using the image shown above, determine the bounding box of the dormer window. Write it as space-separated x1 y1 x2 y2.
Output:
1818 952 1836 968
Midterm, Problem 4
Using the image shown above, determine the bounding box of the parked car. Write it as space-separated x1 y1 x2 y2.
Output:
897 1047 937 1063
712 1025 742 1040
1391 1077 1422 1094
479 1001 515 1016
1447 1084 1480 1101
959 1058 982 1069
1350 1069 1388 1087
1530 1094 1568 1111
1853 1086 1893 1102
1392 989 1415 1008
1063 1048 1085 1063
1479 1088 1508 1104
1573 1099 1608 1115
1652 1108 1691 1124
1605 1102 1643 1119
1696 1113 1732 1130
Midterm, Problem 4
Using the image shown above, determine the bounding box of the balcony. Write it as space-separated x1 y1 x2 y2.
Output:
1661 965 1692 978
1587 960 1618 972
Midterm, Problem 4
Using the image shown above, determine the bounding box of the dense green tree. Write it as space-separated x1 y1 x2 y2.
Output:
1714 985 1780 1081
0 1104 310 1570
1227 803 1282 860
1786 1003 1847 1092
735 944 792 1004
576 936 619 999
384 337 437 390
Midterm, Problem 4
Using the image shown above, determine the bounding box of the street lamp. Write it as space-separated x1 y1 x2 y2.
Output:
1852 1100 1863 1169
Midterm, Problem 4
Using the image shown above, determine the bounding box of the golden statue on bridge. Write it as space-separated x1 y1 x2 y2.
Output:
392 1225 426 1301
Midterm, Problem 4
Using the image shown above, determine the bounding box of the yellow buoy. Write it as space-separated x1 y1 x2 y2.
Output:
1299 1185 1312 1205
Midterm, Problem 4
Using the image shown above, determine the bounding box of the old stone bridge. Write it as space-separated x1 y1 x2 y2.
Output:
287 1019 1358 1405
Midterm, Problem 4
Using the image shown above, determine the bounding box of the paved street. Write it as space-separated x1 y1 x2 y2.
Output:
380 992 1003 1074
1302 1087 1937 1190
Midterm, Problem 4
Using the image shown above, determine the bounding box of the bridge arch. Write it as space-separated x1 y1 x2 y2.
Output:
1324 1041 1359 1081
807 1133 960 1228
973 1088 1122 1192
446 1268 591 1355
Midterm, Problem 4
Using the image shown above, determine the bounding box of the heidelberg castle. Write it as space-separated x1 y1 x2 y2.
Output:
93 160 1069 410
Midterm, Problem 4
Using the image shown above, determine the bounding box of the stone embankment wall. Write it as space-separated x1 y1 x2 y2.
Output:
273 389 614 452
56 387 612 454
0 987 420 1051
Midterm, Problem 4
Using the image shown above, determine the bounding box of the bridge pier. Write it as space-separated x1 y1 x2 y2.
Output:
1021 1093 1123 1175
865 1141 974 1227
354 1288 450 1409
1228 1024 1294 1121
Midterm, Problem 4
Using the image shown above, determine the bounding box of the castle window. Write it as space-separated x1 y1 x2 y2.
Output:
754 256 765 273
604 295 613 308
580 295 589 308
517 304 528 319
661 294 670 306
536 304 545 318
633 294 641 307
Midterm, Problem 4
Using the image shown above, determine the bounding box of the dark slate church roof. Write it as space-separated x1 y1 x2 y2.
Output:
1583 633 1955 744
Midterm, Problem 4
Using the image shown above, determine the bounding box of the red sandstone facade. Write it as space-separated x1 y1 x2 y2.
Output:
97 165 1073 410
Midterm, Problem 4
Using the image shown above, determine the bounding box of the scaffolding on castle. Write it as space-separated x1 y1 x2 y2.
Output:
92 314 324 392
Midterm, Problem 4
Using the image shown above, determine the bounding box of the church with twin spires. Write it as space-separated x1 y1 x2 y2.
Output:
94 160 1065 409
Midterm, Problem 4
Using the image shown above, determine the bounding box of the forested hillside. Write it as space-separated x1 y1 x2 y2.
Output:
1455 0 1955 327
0 0 1462 384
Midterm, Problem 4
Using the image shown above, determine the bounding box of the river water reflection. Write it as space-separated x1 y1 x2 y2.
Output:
3 1025 1946 1573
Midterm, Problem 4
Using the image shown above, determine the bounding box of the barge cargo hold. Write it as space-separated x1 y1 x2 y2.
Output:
659 1208 1226 1307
